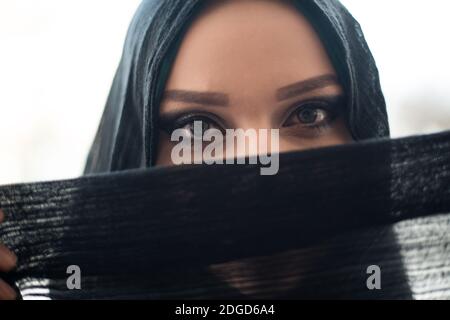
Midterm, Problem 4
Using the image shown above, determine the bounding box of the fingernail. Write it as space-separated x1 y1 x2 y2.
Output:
0 279 17 300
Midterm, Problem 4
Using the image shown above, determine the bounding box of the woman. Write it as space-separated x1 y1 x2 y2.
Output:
0 0 389 299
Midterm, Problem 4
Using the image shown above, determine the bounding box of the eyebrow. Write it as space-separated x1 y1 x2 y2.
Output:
163 90 230 107
276 74 340 101
162 74 339 107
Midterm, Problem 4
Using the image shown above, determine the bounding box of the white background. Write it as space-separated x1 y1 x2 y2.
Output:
0 0 449 184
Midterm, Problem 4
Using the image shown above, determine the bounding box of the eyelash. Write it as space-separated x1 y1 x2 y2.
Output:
160 112 225 136
282 95 345 131
159 95 345 135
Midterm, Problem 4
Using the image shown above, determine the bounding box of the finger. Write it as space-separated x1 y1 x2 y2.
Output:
0 209 17 272
0 244 17 272
0 279 17 300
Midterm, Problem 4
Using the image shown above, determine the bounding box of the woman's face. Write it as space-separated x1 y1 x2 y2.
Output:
156 0 353 166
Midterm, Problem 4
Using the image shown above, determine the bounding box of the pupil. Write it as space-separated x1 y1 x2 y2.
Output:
298 109 318 124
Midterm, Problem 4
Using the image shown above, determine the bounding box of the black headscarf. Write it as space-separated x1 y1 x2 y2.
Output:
84 0 390 174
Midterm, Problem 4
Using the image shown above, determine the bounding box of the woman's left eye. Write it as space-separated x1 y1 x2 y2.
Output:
295 107 327 124
283 99 341 128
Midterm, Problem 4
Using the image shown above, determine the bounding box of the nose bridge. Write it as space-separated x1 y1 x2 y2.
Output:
230 100 272 130
229 126 278 159
225 96 277 158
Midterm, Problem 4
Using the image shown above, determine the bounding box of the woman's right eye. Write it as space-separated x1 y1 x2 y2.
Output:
178 118 212 140
161 114 224 140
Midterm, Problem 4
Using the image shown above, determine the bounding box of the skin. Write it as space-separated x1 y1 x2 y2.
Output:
0 0 354 299
0 209 17 300
156 0 353 165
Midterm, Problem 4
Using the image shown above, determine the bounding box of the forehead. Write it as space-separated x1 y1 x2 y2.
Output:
164 0 337 98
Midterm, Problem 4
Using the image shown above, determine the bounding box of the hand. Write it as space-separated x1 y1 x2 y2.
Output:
0 209 17 300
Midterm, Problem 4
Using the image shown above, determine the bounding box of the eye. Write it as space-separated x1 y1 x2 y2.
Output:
296 107 327 124
178 118 212 140
283 96 344 129
160 112 225 140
